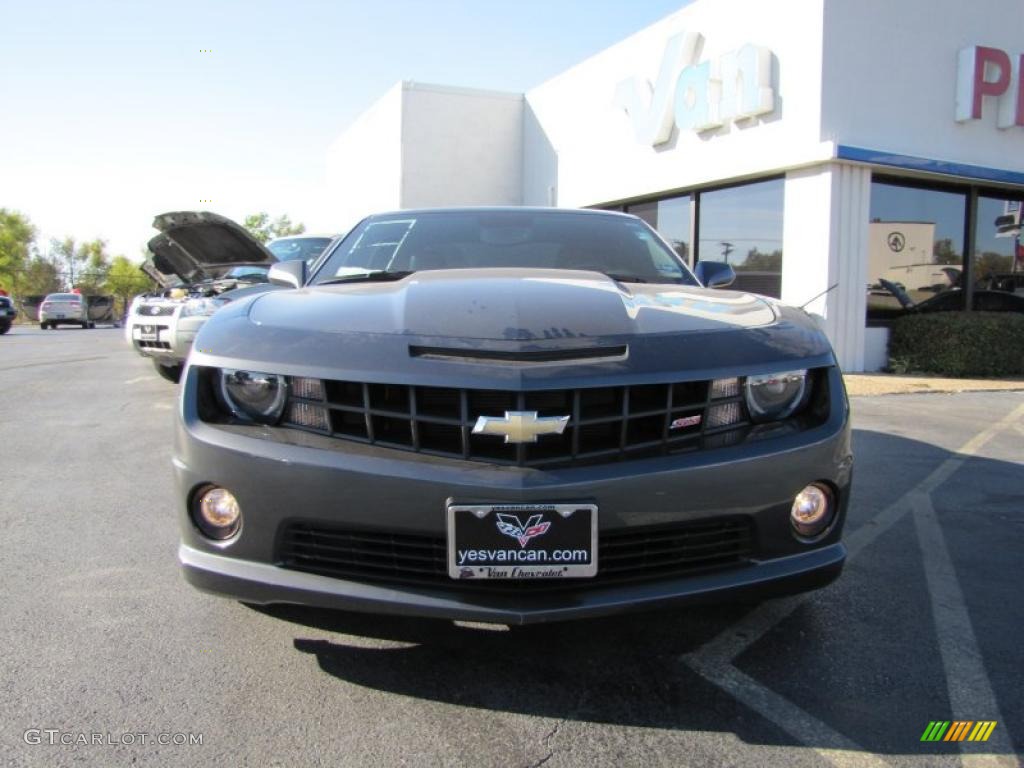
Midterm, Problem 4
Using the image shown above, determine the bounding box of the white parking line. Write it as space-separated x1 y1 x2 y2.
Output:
681 400 1024 765
685 658 893 768
912 492 1016 767
123 376 151 385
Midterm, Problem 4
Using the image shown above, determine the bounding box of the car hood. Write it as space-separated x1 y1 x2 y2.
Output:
198 270 834 386
139 258 181 289
247 269 778 340
147 210 276 284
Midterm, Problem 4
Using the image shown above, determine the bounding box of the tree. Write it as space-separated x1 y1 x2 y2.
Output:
737 247 783 272
105 256 154 315
49 237 112 293
0 209 37 295
973 251 1012 283
18 255 62 297
75 239 112 295
243 212 306 244
933 238 961 265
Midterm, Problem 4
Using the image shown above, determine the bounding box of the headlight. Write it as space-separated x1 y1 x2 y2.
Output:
181 297 224 317
744 370 808 422
219 369 288 424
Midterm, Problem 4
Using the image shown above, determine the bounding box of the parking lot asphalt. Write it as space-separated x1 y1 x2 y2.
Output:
1 326 1021 768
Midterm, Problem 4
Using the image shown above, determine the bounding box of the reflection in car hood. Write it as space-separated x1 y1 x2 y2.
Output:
248 269 779 340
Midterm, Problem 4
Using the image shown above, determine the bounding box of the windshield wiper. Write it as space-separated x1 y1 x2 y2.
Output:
603 273 648 283
319 270 415 285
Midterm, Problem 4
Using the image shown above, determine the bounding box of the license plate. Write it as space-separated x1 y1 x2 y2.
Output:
447 503 597 579
134 324 158 341
54 313 65 319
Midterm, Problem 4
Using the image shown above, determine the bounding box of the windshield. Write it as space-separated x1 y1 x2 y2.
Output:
268 237 333 263
225 266 269 280
309 211 697 286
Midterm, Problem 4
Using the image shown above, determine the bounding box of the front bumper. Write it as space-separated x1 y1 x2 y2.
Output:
39 312 87 325
129 313 207 361
175 366 852 624
180 540 845 625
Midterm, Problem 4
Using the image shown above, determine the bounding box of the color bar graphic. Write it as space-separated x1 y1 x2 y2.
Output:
921 721 997 742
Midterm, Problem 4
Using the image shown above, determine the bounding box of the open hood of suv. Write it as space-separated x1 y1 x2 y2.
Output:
147 211 277 284
139 258 182 289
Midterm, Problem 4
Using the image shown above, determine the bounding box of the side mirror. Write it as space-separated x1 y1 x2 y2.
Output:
268 259 307 289
695 261 736 289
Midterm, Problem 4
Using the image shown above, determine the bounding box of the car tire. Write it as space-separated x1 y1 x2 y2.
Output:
0 324 10 335
88 322 96 329
152 359 184 384
40 322 48 330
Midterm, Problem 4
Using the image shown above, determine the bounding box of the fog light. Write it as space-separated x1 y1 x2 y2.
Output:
791 483 834 540
194 486 241 540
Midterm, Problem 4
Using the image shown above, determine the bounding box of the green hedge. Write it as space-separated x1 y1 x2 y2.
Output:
888 311 1024 378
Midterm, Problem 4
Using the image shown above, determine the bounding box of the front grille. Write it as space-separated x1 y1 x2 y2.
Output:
279 518 755 593
137 305 176 317
138 340 171 350
283 378 750 468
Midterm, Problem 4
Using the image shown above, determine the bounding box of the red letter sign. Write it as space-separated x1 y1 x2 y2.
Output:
956 46 1011 121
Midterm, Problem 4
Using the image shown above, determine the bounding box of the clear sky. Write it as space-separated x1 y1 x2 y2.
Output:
1 0 688 261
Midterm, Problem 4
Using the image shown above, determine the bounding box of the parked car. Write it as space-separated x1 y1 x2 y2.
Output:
39 292 92 329
0 295 16 334
125 211 336 382
977 272 1024 295
876 278 1024 319
175 207 852 625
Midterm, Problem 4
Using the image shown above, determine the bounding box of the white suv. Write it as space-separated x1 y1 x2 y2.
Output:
126 212 336 382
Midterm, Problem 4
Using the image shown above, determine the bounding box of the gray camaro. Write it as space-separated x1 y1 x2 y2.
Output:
176 208 852 625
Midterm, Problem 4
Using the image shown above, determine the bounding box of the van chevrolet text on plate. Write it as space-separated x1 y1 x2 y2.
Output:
472 411 570 443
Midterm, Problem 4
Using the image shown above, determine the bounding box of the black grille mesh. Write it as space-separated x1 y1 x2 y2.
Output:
279 518 755 593
283 378 749 468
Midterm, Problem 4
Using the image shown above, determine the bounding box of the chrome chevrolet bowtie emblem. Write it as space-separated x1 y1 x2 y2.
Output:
472 411 570 444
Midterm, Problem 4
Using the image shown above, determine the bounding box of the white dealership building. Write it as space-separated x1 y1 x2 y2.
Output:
327 0 1024 371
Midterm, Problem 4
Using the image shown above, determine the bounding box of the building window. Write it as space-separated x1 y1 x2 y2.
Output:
697 178 784 298
627 195 691 265
974 194 1024 298
867 180 967 324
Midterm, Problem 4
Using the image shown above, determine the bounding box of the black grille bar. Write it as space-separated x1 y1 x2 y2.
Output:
286 377 754 469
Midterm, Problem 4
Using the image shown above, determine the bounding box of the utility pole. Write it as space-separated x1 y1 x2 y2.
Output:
720 241 734 263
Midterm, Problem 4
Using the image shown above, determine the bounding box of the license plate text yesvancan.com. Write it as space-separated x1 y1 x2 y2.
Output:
456 548 589 566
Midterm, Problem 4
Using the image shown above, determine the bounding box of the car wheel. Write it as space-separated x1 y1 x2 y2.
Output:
0 324 10 334
40 322 48 330
152 359 184 383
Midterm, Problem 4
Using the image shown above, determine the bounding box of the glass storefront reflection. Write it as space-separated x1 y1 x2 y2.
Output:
628 195 691 264
867 181 966 323
697 179 784 298
974 195 1024 295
